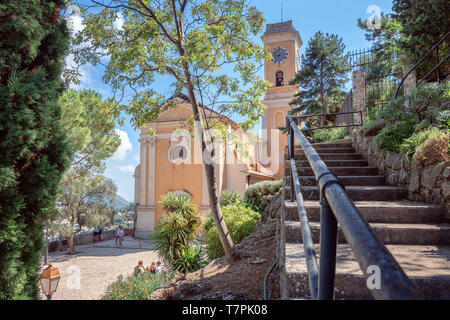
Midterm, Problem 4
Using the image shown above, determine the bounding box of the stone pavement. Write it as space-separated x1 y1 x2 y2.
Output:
41 237 160 300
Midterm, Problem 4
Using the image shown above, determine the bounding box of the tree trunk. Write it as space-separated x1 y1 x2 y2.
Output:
181 62 235 263
69 234 75 255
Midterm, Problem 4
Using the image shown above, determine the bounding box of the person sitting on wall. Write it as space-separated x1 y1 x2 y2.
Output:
134 260 146 275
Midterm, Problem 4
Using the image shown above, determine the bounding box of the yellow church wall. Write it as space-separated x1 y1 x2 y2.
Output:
153 137 203 223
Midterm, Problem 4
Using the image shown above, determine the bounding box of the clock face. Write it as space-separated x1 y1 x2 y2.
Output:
271 46 288 64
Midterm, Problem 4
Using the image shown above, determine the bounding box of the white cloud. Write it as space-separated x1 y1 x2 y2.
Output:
112 129 132 160
118 165 136 173
133 155 140 162
114 13 125 30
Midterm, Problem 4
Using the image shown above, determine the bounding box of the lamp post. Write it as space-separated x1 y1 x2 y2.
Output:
40 264 60 300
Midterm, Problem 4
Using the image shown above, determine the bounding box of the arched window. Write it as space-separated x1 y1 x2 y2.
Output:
275 70 284 87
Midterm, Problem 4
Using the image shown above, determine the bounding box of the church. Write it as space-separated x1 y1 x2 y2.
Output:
134 21 302 238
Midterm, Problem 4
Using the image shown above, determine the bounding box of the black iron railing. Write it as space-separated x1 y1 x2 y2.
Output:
286 114 419 300
395 31 450 99
294 110 363 132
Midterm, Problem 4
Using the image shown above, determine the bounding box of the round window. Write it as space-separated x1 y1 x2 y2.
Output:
168 144 189 163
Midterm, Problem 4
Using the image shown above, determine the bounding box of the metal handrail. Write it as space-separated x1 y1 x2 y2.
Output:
292 111 363 131
395 31 449 99
286 114 419 300
287 135 319 299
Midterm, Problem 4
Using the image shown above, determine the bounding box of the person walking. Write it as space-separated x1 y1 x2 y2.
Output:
118 226 125 246
98 227 103 241
115 226 121 247
93 227 98 244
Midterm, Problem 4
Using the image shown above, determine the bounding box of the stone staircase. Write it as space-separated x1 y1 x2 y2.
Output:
282 138 450 299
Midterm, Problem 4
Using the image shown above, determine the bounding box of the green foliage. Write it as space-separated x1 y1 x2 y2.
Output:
368 82 449 153
289 31 349 126
372 119 416 152
399 128 435 159
310 127 348 143
152 193 201 265
220 190 242 207
72 0 270 130
0 0 70 299
392 0 450 80
172 244 206 274
59 89 122 173
54 172 117 234
103 272 174 300
204 204 260 260
244 180 283 213
413 130 450 167
360 119 386 137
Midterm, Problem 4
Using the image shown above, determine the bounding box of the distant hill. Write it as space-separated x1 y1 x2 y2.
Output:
113 195 131 211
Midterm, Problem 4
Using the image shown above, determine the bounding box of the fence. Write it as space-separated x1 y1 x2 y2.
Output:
349 46 402 119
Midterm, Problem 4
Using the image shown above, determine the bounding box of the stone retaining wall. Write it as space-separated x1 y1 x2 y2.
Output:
351 130 449 219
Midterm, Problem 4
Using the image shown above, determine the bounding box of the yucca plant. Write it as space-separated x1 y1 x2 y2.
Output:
172 244 205 274
152 192 201 264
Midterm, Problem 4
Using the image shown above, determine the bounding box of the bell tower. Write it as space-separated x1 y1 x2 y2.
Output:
261 20 302 178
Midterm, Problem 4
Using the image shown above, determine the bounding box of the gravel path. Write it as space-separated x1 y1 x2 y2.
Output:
41 237 161 300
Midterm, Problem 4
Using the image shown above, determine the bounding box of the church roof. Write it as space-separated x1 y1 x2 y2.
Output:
168 92 239 128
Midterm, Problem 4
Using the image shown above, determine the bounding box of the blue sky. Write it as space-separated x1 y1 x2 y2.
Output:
69 0 395 202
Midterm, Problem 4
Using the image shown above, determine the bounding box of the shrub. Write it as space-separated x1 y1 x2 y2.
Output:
172 244 206 274
372 118 416 152
103 272 174 300
413 130 450 167
244 180 283 213
220 190 242 207
311 127 349 143
400 128 435 159
204 204 260 260
152 193 201 264
360 119 385 137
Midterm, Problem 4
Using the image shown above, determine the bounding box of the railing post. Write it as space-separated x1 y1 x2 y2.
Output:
289 120 295 202
318 186 338 300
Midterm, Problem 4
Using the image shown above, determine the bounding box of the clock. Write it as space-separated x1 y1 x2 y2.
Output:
271 46 288 64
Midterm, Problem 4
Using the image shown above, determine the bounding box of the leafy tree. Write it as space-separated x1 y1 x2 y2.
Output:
0 0 70 299
54 172 117 254
289 31 349 127
71 0 269 263
52 89 122 253
392 0 450 80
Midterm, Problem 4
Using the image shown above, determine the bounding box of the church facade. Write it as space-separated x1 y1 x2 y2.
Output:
133 21 302 238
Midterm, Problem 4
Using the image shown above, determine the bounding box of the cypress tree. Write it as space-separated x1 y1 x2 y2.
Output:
0 0 70 299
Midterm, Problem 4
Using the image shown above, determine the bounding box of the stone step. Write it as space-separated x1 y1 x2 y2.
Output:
285 175 386 187
285 243 450 299
285 166 379 177
284 220 450 245
285 185 408 201
284 200 446 223
285 159 369 168
312 142 354 149
289 147 355 154
285 153 363 161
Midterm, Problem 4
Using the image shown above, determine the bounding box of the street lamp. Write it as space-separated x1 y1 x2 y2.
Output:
40 264 60 300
